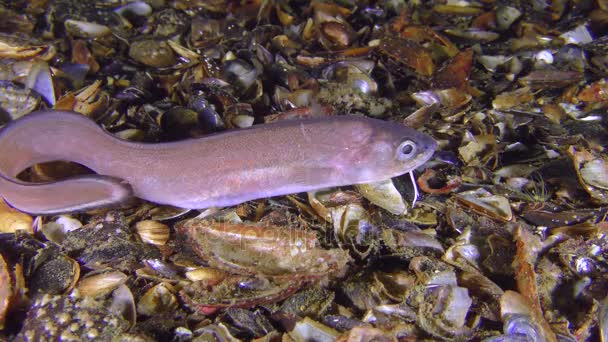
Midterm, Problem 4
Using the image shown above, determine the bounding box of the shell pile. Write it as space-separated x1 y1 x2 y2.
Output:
2 0 608 340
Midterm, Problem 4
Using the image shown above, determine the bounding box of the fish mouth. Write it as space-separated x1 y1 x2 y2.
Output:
410 148 435 172
419 146 436 166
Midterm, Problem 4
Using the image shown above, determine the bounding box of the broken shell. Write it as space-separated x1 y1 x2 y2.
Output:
501 314 544 341
147 205 191 221
193 323 240 340
40 215 83 244
74 80 108 116
24 62 55 106
231 114 255 128
568 146 608 203
55 80 110 117
185 267 228 285
68 42 97 76
408 257 473 339
477 55 513 73
181 275 304 313
412 88 472 109
0 81 42 120
76 271 128 298
278 287 334 321
329 203 376 257
336 326 396 341
417 285 473 338
289 317 340 341
410 256 457 286
136 259 181 282
319 22 352 49
64 20 111 38
135 220 170 246
579 158 608 190
433 4 483 15
500 291 557 342
322 61 378 95
225 103 255 128
454 188 513 221
137 282 178 316
0 254 10 330
382 229 445 255
492 87 534 110
129 40 176 68
307 189 363 223
114 1 153 17
444 28 499 43
0 32 55 60
443 228 482 271
378 37 435 77
355 180 408 215
519 70 583 90
114 128 145 141
224 59 259 92
458 134 498 166
600 295 608 342
0 199 33 234
166 40 199 60
219 307 274 338
401 206 439 227
496 6 522 30
432 49 474 89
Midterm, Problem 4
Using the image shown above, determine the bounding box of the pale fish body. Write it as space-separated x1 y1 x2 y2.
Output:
0 111 437 214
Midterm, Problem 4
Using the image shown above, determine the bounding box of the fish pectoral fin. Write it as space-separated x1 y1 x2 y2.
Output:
0 174 134 215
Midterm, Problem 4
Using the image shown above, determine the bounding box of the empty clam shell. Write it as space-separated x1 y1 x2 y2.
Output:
185 267 227 284
77 271 128 298
135 220 170 246
129 40 176 68
137 283 178 316
110 284 136 329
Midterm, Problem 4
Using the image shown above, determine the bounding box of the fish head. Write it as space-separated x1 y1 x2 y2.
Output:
338 117 437 183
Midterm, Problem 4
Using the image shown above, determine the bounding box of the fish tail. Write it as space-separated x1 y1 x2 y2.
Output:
0 171 133 215
0 111 134 214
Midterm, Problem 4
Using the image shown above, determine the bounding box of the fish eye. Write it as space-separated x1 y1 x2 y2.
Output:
397 140 417 160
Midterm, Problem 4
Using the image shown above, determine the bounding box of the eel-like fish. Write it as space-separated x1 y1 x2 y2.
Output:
0 111 437 214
